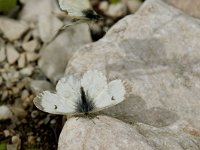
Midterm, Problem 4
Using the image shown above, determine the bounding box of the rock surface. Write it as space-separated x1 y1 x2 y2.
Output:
165 0 200 18
65 0 200 129
59 116 200 150
38 24 91 83
61 0 200 148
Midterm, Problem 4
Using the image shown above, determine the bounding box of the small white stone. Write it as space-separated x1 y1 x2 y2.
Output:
22 40 39 52
99 1 109 12
26 52 39 62
107 3 127 18
6 44 20 64
21 89 29 100
18 53 26 68
3 130 10 137
126 0 142 13
0 46 6 62
0 105 13 120
0 18 29 41
20 65 34 76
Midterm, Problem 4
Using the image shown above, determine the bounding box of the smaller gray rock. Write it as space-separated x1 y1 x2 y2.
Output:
6 44 20 64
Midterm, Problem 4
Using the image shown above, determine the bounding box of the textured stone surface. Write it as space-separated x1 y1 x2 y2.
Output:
59 116 200 150
65 0 200 129
39 23 92 83
165 0 200 18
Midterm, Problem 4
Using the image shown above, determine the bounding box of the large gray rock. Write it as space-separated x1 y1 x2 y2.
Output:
39 24 92 83
65 0 200 129
58 116 200 150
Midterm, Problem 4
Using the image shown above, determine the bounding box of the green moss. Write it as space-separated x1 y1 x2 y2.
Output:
0 0 17 12
110 0 121 4
0 143 6 150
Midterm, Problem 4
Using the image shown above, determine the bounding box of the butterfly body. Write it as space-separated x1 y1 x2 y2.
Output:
76 87 95 114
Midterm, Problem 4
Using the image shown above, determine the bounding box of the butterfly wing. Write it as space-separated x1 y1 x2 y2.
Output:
58 0 91 17
93 79 126 110
33 75 81 115
81 70 107 100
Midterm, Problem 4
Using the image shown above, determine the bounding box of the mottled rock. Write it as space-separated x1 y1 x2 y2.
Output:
59 116 200 150
0 105 13 120
0 17 29 41
65 0 200 138
6 44 20 64
58 116 153 150
39 24 91 83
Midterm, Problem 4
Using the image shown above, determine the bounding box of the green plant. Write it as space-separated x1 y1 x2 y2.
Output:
0 0 17 12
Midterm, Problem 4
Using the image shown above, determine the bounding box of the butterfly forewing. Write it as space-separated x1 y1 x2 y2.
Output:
58 0 91 17
33 91 76 115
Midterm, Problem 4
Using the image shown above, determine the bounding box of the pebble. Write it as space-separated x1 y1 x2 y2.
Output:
125 0 142 13
99 1 109 11
6 44 20 64
0 46 6 62
0 105 13 120
1 91 8 101
0 17 29 41
21 89 29 100
26 52 39 62
18 53 26 68
28 135 35 145
31 110 39 118
107 2 127 18
11 106 27 118
22 40 39 52
12 135 20 144
3 130 11 137
20 65 34 76
0 76 2 86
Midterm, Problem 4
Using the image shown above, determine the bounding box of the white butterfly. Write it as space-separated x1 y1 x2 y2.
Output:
33 70 126 115
57 0 102 28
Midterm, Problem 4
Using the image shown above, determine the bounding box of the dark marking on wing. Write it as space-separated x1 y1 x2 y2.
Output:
111 96 115 100
54 105 57 109
76 87 95 114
